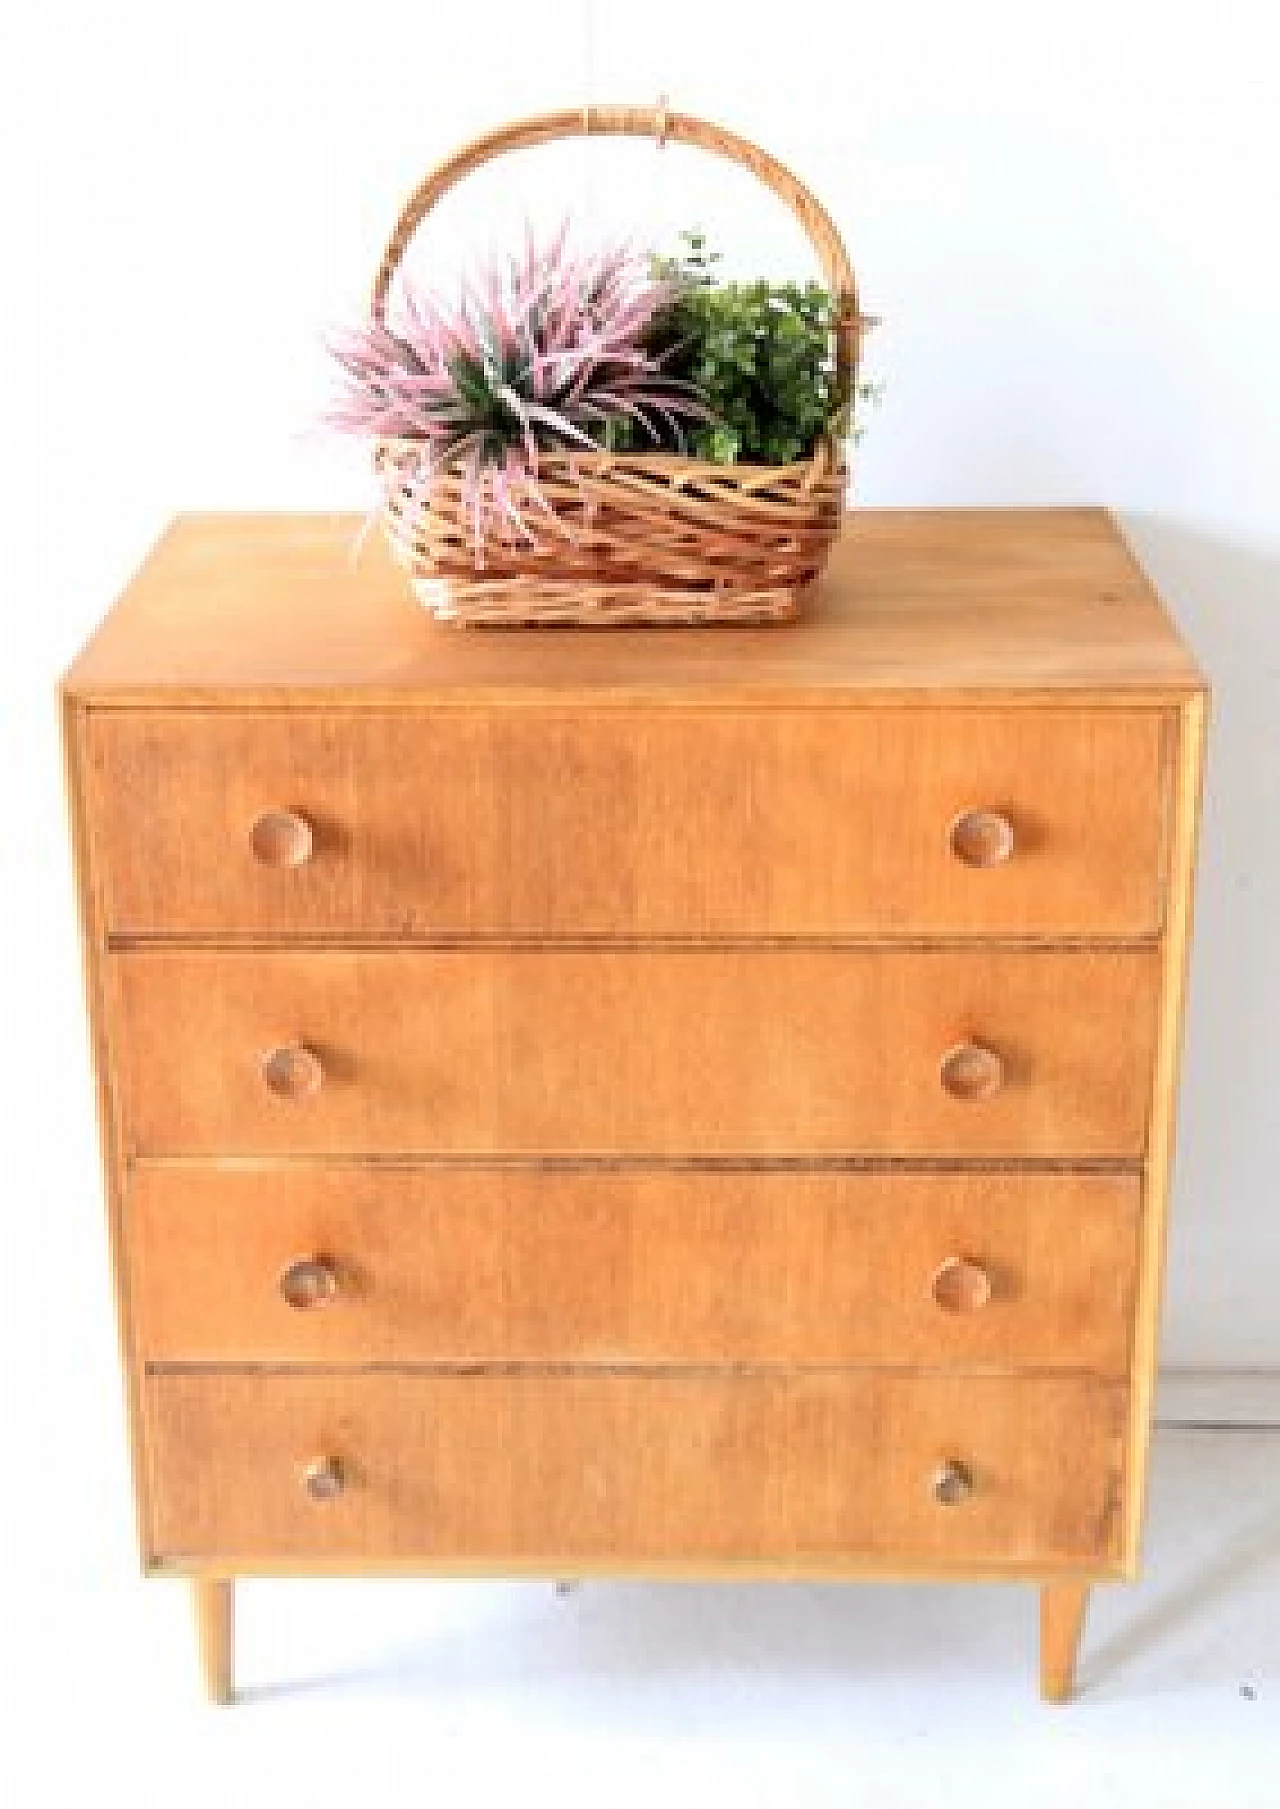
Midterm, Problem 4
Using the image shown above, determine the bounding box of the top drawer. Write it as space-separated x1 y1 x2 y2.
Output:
82 707 1169 938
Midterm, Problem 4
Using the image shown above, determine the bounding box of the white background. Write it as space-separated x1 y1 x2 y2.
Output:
3 2 1279 1797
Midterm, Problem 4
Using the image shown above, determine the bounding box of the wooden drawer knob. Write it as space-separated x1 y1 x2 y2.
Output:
948 808 1014 868
930 1256 993 1314
931 1459 974 1508
250 809 314 869
278 1256 340 1311
939 1041 1005 1102
301 1455 345 1502
260 1043 323 1102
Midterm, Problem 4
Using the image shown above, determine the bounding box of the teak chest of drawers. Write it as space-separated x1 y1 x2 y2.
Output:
62 509 1206 1703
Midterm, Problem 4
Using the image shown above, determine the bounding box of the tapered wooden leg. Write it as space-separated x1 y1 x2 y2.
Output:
1040 1584 1088 1703
192 1576 234 1704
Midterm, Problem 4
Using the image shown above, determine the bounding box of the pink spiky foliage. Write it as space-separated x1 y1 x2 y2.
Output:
327 226 709 560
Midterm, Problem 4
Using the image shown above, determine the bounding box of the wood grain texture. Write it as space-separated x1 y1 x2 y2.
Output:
62 512 1205 705
1123 692 1209 1569
155 1554 1119 1582
144 1370 1128 1567
59 509 1207 1699
110 945 1163 1158
85 706 1170 938
191 1576 233 1704
1040 1581 1089 1703
59 697 156 1548
126 1165 1140 1371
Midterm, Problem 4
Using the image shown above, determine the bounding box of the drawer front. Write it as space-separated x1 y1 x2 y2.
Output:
128 1166 1140 1372
85 707 1169 937
112 946 1161 1157
144 1371 1126 1566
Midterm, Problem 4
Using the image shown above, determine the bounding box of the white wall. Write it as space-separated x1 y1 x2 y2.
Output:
8 1 1280 1376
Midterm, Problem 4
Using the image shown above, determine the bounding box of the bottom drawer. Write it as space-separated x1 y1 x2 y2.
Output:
144 1372 1126 1569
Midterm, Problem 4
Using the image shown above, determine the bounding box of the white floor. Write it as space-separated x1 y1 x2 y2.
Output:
8 1425 1277 1809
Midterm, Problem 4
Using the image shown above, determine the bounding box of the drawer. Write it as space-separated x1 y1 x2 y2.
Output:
112 946 1161 1157
84 707 1169 937
128 1166 1140 1372
143 1371 1127 1567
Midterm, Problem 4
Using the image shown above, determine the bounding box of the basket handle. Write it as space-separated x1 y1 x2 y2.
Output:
371 104 865 408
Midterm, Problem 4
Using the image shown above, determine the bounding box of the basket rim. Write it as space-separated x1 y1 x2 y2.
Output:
374 437 846 484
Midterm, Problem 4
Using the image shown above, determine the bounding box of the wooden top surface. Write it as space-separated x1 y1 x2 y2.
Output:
63 509 1204 706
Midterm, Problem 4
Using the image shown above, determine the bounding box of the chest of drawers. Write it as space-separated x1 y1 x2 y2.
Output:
62 508 1206 1704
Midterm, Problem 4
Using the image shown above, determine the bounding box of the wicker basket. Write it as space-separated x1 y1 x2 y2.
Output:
370 106 865 626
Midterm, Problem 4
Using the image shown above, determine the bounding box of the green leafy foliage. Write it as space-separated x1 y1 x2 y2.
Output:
646 232 852 465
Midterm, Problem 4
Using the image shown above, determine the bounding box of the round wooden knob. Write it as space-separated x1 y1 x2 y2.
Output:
939 1041 1005 1103
278 1256 340 1311
931 1459 974 1507
260 1043 323 1102
930 1256 993 1315
948 809 1014 869
301 1456 345 1502
250 809 314 869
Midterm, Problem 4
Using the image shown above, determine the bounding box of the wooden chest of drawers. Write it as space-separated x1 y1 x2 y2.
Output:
62 509 1206 1703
